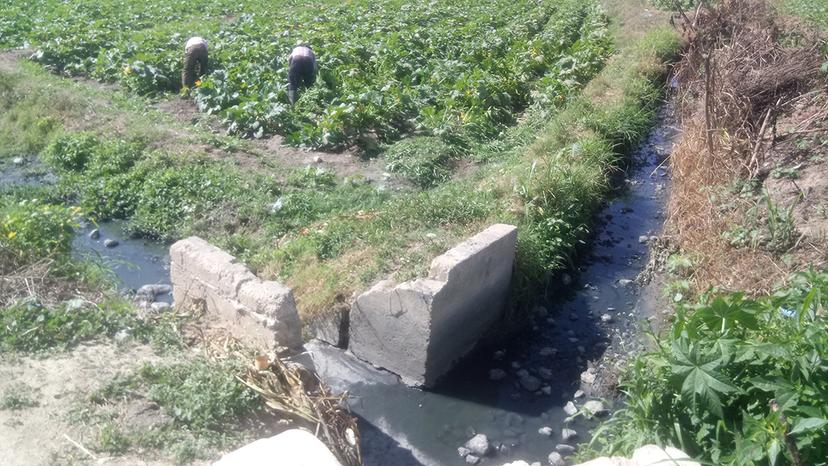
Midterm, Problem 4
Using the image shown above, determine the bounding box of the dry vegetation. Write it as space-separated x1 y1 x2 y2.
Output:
665 0 827 294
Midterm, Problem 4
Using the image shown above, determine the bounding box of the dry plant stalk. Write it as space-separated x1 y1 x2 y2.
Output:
239 355 362 466
666 0 824 294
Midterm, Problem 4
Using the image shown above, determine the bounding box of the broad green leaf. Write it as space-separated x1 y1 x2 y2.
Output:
790 417 828 435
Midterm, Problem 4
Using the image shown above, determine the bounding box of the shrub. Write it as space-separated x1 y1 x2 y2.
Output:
42 132 98 172
586 269 828 465
0 199 78 268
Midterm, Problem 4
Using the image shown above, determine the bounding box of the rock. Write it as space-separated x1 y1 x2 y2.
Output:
548 452 566 466
104 239 119 248
601 314 613 323
561 428 577 442
489 369 507 381
541 386 552 395
519 374 541 392
577 346 585 354
535 305 549 317
493 350 506 360
539 347 557 357
563 401 577 416
138 284 173 297
517 369 529 378
638 235 649 244
502 462 532 466
580 368 596 385
466 454 481 464
505 413 524 427
573 390 584 398
88 229 100 239
538 367 553 380
555 444 576 454
458 446 472 458
511 361 521 369
569 313 578 321
561 273 572 286
113 329 130 343
150 302 171 312
617 279 633 286
583 400 608 418
12 156 24 165
214 429 342 466
632 445 699 466
464 434 490 457
606 307 616 312
314 156 324 164
538 426 554 436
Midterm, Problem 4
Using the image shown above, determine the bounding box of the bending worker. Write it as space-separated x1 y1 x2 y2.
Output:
287 45 317 105
182 36 208 88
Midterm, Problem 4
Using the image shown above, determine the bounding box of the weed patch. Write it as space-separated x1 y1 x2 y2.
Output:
87 356 261 462
584 269 828 465
0 382 39 410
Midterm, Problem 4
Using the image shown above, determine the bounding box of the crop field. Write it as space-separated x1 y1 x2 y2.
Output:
3 0 610 152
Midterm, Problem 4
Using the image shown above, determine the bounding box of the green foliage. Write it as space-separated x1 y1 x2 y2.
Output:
0 198 78 268
43 132 98 172
0 383 39 410
98 423 131 454
385 136 455 188
780 0 828 28
136 358 259 431
586 269 828 465
91 356 260 462
5 0 612 153
0 297 146 353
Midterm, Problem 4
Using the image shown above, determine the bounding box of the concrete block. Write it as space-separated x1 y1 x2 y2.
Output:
349 224 518 387
170 236 302 349
213 429 342 466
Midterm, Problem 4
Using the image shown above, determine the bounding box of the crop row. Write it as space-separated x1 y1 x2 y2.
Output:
3 0 611 149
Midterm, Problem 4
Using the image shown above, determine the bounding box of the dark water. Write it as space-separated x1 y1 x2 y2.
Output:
72 220 172 299
1 157 171 297
305 106 679 466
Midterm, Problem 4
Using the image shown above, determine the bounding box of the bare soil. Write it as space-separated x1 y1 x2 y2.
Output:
0 343 187 466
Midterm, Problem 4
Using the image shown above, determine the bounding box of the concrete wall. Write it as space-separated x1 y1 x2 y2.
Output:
170 236 302 349
348 224 518 387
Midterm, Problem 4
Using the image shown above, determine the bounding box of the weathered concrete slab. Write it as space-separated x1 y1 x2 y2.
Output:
171 236 302 349
349 224 518 387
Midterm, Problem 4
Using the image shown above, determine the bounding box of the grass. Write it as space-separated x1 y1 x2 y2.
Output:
0 296 184 353
0 383 39 410
779 0 828 27
87 356 262 463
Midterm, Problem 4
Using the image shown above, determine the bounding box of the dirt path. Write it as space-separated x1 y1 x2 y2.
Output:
0 343 186 466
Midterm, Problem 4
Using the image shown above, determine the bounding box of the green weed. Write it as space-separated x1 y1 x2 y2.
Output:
584 269 828 465
385 136 455 188
0 297 148 353
0 383 39 410
86 356 260 463
0 198 79 270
